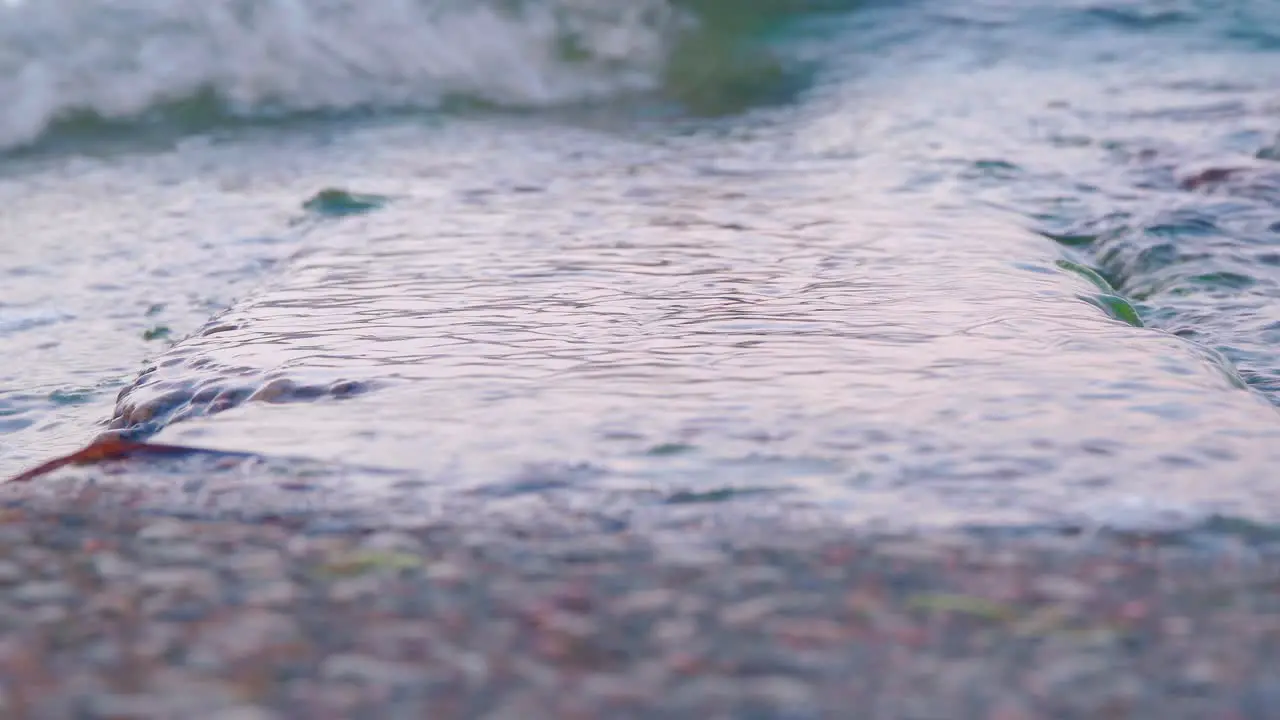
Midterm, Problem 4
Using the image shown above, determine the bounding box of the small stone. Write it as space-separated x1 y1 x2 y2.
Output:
12 581 75 605
1032 653 1113 694
672 678 741 706
205 705 282 720
875 540 948 563
320 654 429 686
360 531 423 554
615 589 677 614
327 575 385 604
654 618 697 644
537 610 596 640
720 596 784 627
92 552 136 580
137 519 191 543
286 535 350 557
1031 576 1092 603
222 550 286 578
0 561 23 585
189 611 299 668
1183 658 1223 687
743 676 817 707
989 698 1037 720
82 641 124 667
89 694 170 718
133 624 185 661
0 603 21 627
424 562 466 582
88 672 241 716
242 581 298 607
139 568 218 596
140 541 209 564
653 542 724 567
1163 616 1193 638
581 673 656 703
11 547 56 568
29 605 69 624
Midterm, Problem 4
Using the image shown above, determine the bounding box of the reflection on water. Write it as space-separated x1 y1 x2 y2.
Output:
2 0 1279 531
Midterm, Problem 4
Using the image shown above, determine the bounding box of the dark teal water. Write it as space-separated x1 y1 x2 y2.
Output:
1 0 1278 531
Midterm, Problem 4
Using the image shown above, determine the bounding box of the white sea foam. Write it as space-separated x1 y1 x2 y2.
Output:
0 0 689 149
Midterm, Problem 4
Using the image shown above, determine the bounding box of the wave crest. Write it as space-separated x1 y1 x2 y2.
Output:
0 0 696 149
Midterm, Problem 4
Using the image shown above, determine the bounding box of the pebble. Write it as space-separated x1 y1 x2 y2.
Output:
0 502 1274 719
241 580 298 607
328 575 386 603
133 624 186 661
0 561 23 585
191 611 300 666
615 588 679 614
139 567 218 595
92 552 136 580
719 596 785 627
29 605 70 624
0 603 21 626
137 519 192 543
320 654 431 686
359 531 423 554
11 547 56 569
204 706 283 720
12 580 76 605
1183 658 1224 687
1031 575 1092 603
89 693 172 718
0 527 31 545
1031 653 1114 694
876 539 950 563
580 672 656 703
141 541 211 565
742 676 819 708
221 550 287 578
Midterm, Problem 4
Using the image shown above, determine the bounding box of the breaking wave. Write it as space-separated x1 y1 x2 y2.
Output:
0 0 839 150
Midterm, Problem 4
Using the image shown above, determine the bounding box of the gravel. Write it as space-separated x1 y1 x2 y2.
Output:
0 491 1279 719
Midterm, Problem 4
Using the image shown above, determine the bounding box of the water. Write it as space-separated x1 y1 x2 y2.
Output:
1 0 1278 532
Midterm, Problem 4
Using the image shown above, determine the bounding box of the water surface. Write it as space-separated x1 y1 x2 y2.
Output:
2 0 1278 531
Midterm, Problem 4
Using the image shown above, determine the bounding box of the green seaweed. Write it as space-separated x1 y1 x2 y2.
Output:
319 551 423 577
1080 293 1144 328
646 443 696 457
48 388 95 406
664 487 779 504
303 188 389 218
142 325 172 341
1056 258 1116 293
1039 231 1099 248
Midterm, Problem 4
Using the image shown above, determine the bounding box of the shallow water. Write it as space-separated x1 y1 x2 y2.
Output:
1 0 1278 531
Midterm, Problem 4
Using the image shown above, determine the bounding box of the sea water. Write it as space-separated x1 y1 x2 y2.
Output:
1 0 1278 531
